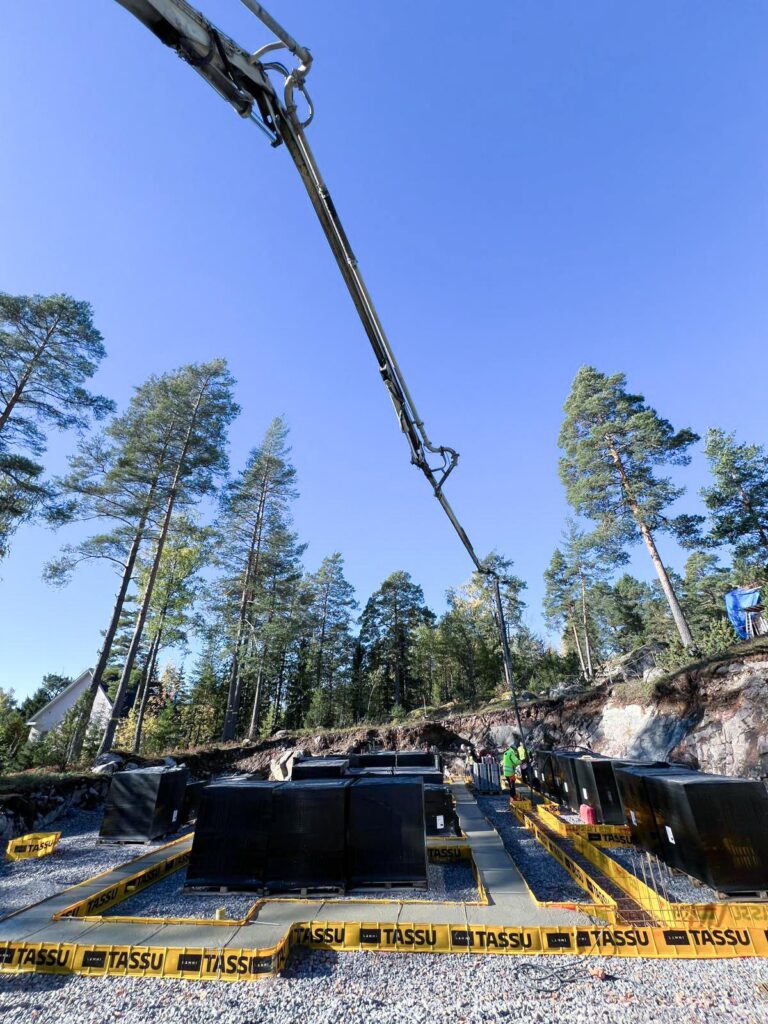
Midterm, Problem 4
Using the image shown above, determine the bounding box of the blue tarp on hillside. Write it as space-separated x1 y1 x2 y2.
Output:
724 587 762 640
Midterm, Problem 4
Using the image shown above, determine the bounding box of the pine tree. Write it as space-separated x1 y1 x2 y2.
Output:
0 292 113 557
559 366 700 648
357 571 433 717
131 514 211 752
48 367 216 761
702 428 768 565
216 419 298 741
99 360 237 753
302 553 357 727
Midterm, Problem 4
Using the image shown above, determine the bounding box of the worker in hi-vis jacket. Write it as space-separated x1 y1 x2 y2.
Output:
502 744 521 798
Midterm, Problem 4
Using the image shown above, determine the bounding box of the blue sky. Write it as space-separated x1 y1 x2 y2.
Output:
1 1 766 700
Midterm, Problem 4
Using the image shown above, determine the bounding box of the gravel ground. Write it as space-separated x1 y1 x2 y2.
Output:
477 796 587 903
105 861 479 918
604 846 720 904
0 810 190 920
104 867 257 920
339 860 478 903
1 946 767 1023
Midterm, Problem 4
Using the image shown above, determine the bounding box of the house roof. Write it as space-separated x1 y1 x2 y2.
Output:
25 669 112 726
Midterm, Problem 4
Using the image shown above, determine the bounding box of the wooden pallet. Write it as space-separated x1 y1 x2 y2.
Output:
349 879 428 891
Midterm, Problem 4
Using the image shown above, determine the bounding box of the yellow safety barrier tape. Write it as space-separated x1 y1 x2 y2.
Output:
571 833 768 930
0 937 290 981
6 832 61 861
290 920 768 958
511 803 619 923
54 844 191 920
536 803 632 846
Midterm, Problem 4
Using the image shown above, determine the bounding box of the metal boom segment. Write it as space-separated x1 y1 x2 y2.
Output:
114 0 527 741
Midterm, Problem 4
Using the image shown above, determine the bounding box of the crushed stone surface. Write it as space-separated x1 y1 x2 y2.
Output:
603 846 721 904
0 947 766 1023
0 810 190 920
477 796 587 903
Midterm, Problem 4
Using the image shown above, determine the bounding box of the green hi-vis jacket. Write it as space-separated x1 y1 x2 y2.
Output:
502 747 520 774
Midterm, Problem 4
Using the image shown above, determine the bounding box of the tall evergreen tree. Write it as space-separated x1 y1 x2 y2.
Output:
48 367 210 760
702 428 768 565
99 360 237 753
0 292 113 557
303 553 357 727
131 514 210 752
357 570 432 717
217 418 297 741
559 366 700 648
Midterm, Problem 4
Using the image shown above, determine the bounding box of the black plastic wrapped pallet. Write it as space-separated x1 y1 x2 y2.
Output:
424 784 459 836
186 779 278 890
614 765 695 857
99 766 188 842
396 750 443 771
537 751 560 802
181 779 208 823
347 776 427 886
552 752 582 811
345 766 444 786
291 757 349 780
571 756 660 825
530 750 547 794
639 771 768 892
348 752 398 768
266 779 350 891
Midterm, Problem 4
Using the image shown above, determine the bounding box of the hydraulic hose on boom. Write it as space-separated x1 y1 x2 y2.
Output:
114 0 528 745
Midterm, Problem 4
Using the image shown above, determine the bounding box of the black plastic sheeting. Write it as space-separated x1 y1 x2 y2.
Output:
615 765 693 858
186 775 428 891
551 752 582 812
574 757 667 825
186 779 276 890
181 779 208 824
424 784 459 836
348 750 442 771
345 766 444 786
99 766 188 843
267 779 350 891
347 776 428 886
291 758 349 780
619 767 768 892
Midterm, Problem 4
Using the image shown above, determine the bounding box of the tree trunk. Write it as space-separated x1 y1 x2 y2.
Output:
580 575 594 679
222 484 269 741
132 625 163 753
246 583 278 739
570 618 587 677
0 325 57 433
606 438 695 648
67 507 149 764
98 387 206 754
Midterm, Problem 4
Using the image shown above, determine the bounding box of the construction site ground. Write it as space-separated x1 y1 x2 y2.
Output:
1 784 767 1022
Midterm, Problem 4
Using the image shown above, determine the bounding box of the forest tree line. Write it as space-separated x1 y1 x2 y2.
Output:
0 293 766 769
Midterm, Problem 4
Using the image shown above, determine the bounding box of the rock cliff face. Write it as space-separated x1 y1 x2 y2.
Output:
438 640 768 779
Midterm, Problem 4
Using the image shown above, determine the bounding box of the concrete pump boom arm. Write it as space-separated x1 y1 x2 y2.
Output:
113 0 526 739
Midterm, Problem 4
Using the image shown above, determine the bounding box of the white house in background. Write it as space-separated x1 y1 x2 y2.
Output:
26 669 113 743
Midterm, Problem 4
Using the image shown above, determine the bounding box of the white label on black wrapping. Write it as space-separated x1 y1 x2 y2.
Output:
629 809 637 825
582 788 589 800
172 810 178 822
437 815 444 830
665 825 675 845
563 782 568 792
